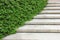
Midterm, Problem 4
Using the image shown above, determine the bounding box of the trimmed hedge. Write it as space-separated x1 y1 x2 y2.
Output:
0 0 48 39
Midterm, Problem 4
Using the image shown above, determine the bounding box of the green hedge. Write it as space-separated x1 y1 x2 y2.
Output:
0 0 48 39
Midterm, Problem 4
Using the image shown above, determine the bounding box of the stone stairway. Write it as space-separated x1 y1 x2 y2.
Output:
3 0 60 40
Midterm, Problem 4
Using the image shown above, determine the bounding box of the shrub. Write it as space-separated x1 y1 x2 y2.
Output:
0 0 47 39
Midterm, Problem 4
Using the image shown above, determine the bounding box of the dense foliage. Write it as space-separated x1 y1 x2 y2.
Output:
0 0 47 40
